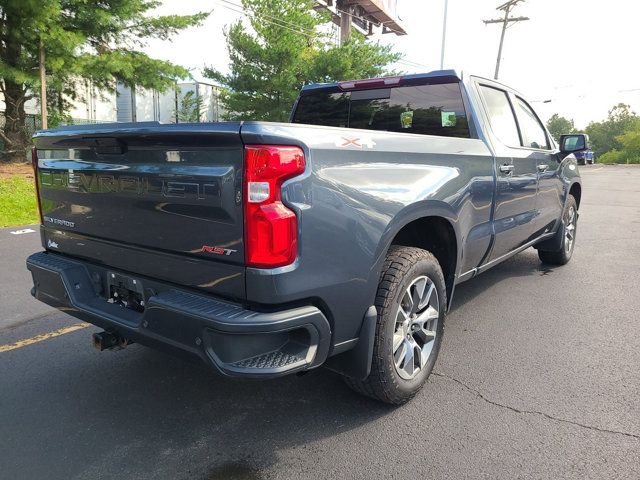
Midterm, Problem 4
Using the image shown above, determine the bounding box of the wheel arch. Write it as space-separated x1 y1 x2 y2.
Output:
390 217 458 306
569 181 582 209
370 202 461 310
559 156 582 211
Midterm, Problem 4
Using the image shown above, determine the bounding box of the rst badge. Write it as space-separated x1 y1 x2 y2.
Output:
201 245 237 256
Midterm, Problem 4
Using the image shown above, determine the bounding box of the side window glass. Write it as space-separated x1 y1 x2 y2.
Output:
479 85 520 147
514 97 550 150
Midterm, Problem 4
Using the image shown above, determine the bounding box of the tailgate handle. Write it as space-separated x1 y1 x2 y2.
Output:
86 137 127 155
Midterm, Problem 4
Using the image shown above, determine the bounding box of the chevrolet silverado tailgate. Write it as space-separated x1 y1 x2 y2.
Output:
32 122 246 300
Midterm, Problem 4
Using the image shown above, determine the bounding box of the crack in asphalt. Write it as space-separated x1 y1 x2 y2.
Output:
432 371 640 441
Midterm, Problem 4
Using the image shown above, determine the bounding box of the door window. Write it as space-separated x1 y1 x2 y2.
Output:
513 97 550 150
479 85 521 147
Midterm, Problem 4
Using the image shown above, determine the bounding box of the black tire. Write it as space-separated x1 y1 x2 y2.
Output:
344 246 446 405
538 194 578 265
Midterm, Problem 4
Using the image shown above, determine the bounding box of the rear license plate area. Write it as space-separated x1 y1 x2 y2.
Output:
107 272 145 312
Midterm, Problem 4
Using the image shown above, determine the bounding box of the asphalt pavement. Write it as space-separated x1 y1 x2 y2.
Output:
0 164 638 480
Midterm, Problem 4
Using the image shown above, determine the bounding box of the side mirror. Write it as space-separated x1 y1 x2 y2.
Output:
559 134 589 154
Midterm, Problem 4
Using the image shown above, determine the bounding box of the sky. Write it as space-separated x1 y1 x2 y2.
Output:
145 0 640 128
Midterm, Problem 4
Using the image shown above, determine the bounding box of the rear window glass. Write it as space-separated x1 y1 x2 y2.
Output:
292 83 470 138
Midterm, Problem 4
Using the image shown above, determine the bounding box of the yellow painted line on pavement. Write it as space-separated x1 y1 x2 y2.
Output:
0 322 90 353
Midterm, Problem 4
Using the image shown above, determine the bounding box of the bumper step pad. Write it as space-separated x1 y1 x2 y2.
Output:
232 350 306 370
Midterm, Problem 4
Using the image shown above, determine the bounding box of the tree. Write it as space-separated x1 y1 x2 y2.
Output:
174 90 205 123
204 0 400 122
585 103 638 157
546 114 576 142
0 0 208 163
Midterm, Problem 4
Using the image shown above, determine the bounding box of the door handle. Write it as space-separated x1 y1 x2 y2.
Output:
499 164 515 175
537 164 549 172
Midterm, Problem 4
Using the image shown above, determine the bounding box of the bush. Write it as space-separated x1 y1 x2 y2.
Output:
598 150 624 164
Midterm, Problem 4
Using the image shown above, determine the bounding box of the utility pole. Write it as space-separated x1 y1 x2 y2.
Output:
337 0 352 45
440 0 448 69
483 0 529 80
39 39 48 130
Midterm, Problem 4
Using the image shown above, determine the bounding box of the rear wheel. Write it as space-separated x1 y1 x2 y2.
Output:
345 246 446 405
538 194 578 265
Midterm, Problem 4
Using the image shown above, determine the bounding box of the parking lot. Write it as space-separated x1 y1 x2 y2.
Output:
1 164 638 480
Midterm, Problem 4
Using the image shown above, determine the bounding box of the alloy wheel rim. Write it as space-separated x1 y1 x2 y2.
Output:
393 275 440 380
565 206 577 254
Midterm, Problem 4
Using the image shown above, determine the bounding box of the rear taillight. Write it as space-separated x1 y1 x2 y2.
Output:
31 147 44 224
244 145 305 268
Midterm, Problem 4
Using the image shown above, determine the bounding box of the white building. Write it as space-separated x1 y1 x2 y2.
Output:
71 80 118 122
116 81 225 123
1 80 224 125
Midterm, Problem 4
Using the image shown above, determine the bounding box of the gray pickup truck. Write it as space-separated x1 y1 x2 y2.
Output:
27 70 585 404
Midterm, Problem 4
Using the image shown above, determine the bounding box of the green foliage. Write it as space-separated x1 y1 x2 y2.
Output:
606 128 640 164
545 114 576 142
0 0 209 162
308 37 400 84
617 129 640 163
37 86 72 128
175 90 204 123
45 109 73 129
205 0 400 122
598 150 624 165
595 123 640 164
585 103 639 158
0 175 38 227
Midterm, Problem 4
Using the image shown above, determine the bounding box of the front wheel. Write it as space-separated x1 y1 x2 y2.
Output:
538 194 578 265
344 246 446 405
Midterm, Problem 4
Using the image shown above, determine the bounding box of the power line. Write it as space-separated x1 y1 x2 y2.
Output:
324 3 430 68
532 89 640 103
397 59 431 70
215 0 411 42
331 4 408 37
214 0 431 71
212 0 318 39
218 0 319 36
483 0 529 80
